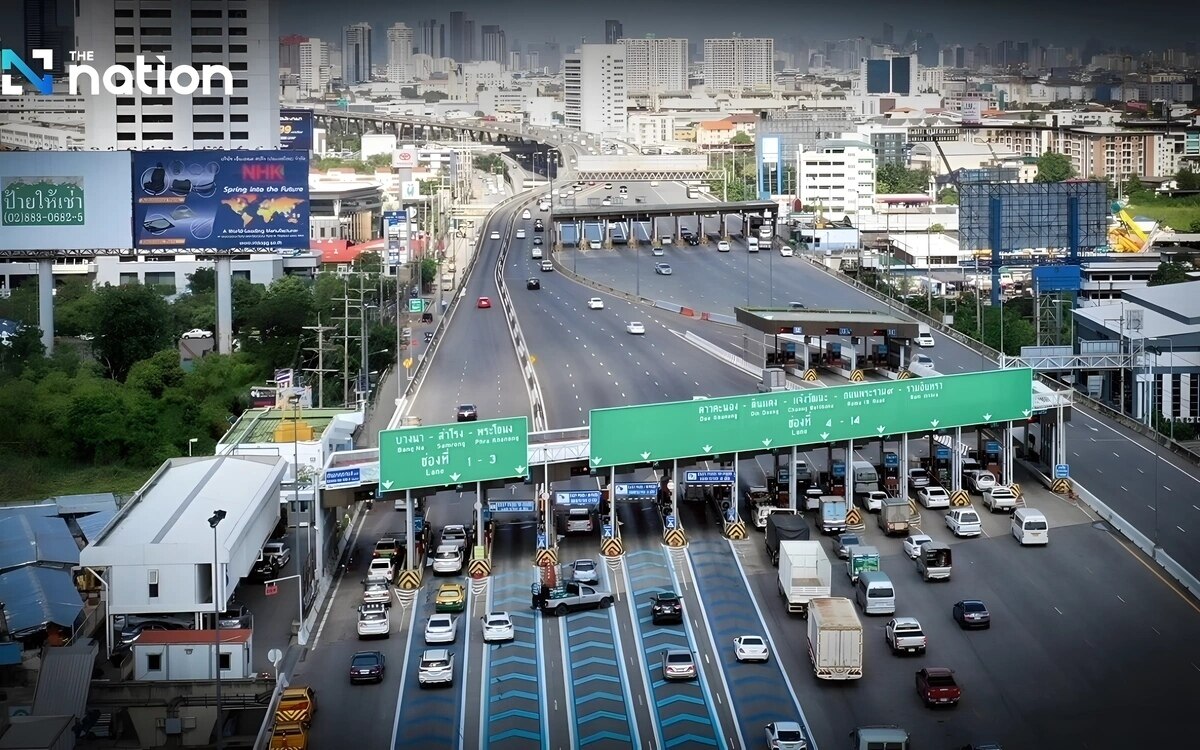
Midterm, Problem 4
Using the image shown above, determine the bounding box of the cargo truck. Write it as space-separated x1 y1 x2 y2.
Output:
817 496 848 534
747 486 778 529
806 597 863 680
778 540 832 616
765 512 811 566
846 545 881 583
877 497 911 536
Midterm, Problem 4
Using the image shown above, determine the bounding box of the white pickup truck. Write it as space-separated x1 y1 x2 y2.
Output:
885 616 927 655
982 486 1018 513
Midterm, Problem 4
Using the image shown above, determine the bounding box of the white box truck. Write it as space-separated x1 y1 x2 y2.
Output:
778 540 832 617
807 597 863 680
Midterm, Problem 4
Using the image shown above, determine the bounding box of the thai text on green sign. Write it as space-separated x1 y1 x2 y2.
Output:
379 416 529 491
588 369 1033 468
1 178 85 226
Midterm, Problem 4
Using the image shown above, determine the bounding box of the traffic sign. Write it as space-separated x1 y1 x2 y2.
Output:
489 500 535 512
408 298 425 313
536 531 547 548
588 369 1033 468
403 358 413 369
614 482 658 498
264 583 278 596
324 467 362 487
555 490 601 506
684 470 735 484
602 523 613 537
664 514 677 529
378 416 529 492
1055 464 1070 479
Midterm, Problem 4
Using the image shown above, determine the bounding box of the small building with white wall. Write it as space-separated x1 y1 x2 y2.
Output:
797 138 876 219
133 628 254 682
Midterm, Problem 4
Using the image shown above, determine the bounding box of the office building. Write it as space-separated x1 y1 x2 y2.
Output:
481 25 507 64
604 20 623 45
797 138 876 217
299 37 330 95
563 44 626 135
448 11 467 61
21 0 72 74
342 22 372 84
541 41 562 73
386 23 414 83
703 37 774 93
279 34 307 74
620 37 688 95
861 54 917 95
76 0 279 151
417 19 443 58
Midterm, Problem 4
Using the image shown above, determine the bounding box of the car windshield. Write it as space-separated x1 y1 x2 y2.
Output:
428 617 450 628
841 535 860 546
485 616 508 627
656 592 679 602
436 551 457 559
366 584 387 593
740 636 764 646
666 653 692 664
351 654 379 667
574 561 594 570
927 674 956 687
439 588 460 598
361 611 385 621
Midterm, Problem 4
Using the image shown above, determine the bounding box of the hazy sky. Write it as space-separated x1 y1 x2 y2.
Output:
279 0 1192 53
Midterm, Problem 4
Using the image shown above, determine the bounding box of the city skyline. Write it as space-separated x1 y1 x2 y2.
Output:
274 0 1196 55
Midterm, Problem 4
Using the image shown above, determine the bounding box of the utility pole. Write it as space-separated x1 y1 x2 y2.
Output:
302 319 337 408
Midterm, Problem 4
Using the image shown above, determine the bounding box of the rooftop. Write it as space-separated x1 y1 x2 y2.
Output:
136 628 253 645
222 407 350 446
1124 279 1200 325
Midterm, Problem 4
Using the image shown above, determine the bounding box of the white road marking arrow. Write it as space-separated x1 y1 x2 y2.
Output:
515 466 526 474
591 457 602 465
820 432 830 440
762 438 772 447
381 480 394 490
876 425 886 434
983 413 993 421
1023 409 1031 417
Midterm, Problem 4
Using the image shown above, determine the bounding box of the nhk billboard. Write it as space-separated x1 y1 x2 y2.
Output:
132 150 309 251
0 151 133 250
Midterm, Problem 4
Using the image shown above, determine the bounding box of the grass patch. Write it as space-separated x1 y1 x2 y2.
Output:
0 457 153 504
1127 203 1200 231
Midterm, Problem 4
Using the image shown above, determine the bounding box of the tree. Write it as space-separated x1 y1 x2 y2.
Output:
936 188 958 205
400 86 419 99
1034 152 1075 183
1122 173 1150 200
187 267 216 294
92 283 173 381
729 132 753 146
1177 167 1200 191
422 91 448 103
929 223 945 233
1148 262 1191 286
1189 220 1200 233
876 164 931 194
420 258 438 286
243 275 314 371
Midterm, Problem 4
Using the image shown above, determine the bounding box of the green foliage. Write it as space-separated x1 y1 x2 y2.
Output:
473 153 505 173
92 283 173 381
929 223 945 233
420 178 440 195
423 91 448 103
1190 220 1200 233
1033 152 1076 183
876 164 930 194
400 86 419 99
729 132 753 146
936 188 958 205
1177 167 1200 191
420 258 439 285
1148 262 1191 286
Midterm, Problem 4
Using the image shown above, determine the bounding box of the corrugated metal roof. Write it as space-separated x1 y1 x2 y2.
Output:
74 509 117 544
0 508 80 572
54 493 118 515
0 715 74 749
33 640 98 720
0 566 83 637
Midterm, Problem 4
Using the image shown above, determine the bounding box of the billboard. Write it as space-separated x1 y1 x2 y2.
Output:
0 151 133 250
279 108 313 151
383 210 408 266
959 181 1108 252
131 150 309 251
960 100 984 126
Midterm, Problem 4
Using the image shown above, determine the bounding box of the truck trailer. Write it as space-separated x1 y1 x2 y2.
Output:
778 540 832 617
765 512 811 566
807 597 863 680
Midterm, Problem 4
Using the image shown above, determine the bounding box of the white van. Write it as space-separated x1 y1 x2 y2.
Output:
747 237 760 252
854 571 896 615
758 225 773 240
1012 508 1049 545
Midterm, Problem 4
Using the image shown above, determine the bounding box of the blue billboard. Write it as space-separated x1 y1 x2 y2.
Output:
280 108 314 151
131 150 309 251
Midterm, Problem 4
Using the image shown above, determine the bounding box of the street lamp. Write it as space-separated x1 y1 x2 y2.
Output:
208 509 227 750
287 394 310 588
188 437 198 457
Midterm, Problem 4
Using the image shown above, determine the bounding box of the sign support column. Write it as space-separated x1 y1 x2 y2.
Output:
900 435 910 511
952 428 963 491
405 491 415 571
1004 422 1015 488
788 446 798 511
845 438 854 506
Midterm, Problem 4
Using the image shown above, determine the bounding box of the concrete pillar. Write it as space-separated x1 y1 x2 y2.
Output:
951 427 962 491
37 259 54 355
788 446 798 511
215 257 234 355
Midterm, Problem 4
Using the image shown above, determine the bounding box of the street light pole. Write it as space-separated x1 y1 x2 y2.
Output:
288 394 309 590
188 437 198 457
208 509 227 750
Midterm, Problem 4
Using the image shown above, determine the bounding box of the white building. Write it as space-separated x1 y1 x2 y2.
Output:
93 252 316 293
797 138 876 219
563 44 627 135
77 0 280 151
299 37 331 95
343 22 373 84
703 37 774 93
628 112 677 147
133 628 255 682
0 120 84 150
620 37 688 95
460 61 510 99
386 23 414 83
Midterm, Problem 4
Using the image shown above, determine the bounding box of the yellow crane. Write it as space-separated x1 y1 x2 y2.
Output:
1108 206 1153 253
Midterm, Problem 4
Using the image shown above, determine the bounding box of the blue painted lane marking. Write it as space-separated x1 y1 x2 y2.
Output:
484 571 546 750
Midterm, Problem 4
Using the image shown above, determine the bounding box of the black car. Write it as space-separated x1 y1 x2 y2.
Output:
534 221 544 232
526 278 541 290
684 235 699 246
650 591 683 624
456 404 477 422
349 650 386 683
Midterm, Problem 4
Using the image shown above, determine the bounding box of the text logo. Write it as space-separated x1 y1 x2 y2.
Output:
1 49 232 96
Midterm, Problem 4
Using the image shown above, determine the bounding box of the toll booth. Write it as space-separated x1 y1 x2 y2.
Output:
980 439 1002 483
684 468 737 519
880 452 900 495
829 459 846 496
931 444 952 486
825 342 844 368
554 490 603 535
731 308 920 374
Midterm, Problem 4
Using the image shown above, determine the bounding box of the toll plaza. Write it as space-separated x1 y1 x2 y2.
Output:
552 199 778 249
733 308 922 381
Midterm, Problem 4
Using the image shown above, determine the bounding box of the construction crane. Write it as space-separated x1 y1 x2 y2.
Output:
1108 205 1158 252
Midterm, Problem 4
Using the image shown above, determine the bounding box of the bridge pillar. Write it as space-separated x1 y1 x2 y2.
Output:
602 220 612 249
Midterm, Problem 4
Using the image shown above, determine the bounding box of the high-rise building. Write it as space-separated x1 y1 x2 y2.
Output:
703 37 774 93
299 37 331 95
448 11 466 61
860 54 917 95
563 44 627 134
481 25 507 64
279 34 307 74
417 19 443 58
541 41 562 73
22 0 72 74
797 138 876 217
76 0 279 150
342 22 373 84
620 37 688 95
387 23 414 83
881 23 894 46
604 20 623 45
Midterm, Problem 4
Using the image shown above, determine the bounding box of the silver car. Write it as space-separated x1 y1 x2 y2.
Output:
570 559 599 584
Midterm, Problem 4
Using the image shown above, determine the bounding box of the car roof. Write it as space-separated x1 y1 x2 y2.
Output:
352 650 382 660
892 616 921 627
773 721 803 731
923 666 954 676
485 611 510 619
960 598 986 606
422 648 450 659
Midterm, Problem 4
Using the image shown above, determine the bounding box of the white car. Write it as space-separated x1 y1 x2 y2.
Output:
902 533 934 559
531 247 544 259
654 263 672 275
915 331 936 347
417 648 454 687
982 485 1018 512
965 470 997 494
911 353 937 372
908 468 931 488
516 228 526 239
481 612 515 642
570 559 599 584
362 581 391 607
917 486 950 509
652 247 665 256
858 490 887 513
764 722 808 750
357 603 390 639
660 236 673 245
182 328 213 339
587 297 604 310
779 245 794 257
424 614 458 644
601 197 612 206
717 240 731 252
946 508 983 537
367 557 394 582
733 635 770 663
650 180 660 187
626 321 646 335
489 231 501 240
604 183 612 190
521 209 532 220
432 545 463 575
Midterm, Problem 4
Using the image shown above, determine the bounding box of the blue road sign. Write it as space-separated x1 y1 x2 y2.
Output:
536 531 547 548
986 441 1001 453
884 452 899 468
725 507 737 522
664 514 677 529
614 482 658 498
936 446 951 459
324 467 361 486
684 470 736 484
555 490 602 506
1055 464 1070 479
489 500 535 513
602 523 613 537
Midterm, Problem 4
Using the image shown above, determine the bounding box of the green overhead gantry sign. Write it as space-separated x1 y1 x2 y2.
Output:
588 369 1033 468
379 417 529 491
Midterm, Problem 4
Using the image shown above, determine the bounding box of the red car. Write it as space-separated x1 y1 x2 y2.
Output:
916 667 961 707
477 297 491 308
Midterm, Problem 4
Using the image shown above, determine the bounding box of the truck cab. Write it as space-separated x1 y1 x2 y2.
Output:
747 486 776 529
846 545 881 583
817 496 848 534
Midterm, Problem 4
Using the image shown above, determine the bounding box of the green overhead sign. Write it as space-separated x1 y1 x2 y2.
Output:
588 369 1034 468
379 416 529 491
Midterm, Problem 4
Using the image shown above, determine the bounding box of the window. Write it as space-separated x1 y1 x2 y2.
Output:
230 113 248 122
192 97 223 106
117 133 136 141
114 26 134 36
148 569 159 598
192 27 223 36
147 653 163 671
142 97 173 106
140 27 171 36
193 44 223 53
141 9 171 17
194 131 224 140
232 79 248 88
117 114 136 123
229 8 247 18
229 44 247 53
145 271 176 294
231 131 248 140
191 9 222 17
116 44 134 53
230 97 248 105
141 43 172 53
229 27 246 36
143 114 172 124
115 8 133 16
229 62 247 71
219 653 231 670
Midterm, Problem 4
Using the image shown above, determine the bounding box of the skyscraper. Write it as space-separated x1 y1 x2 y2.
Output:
604 20 623 45
463 19 476 61
703 38 774 93
279 34 308 74
387 23 414 82
299 37 331 94
564 44 627 134
22 0 71 74
620 37 688 94
342 22 373 84
417 19 443 58
481 25 507 64
448 11 466 61
76 0 280 150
